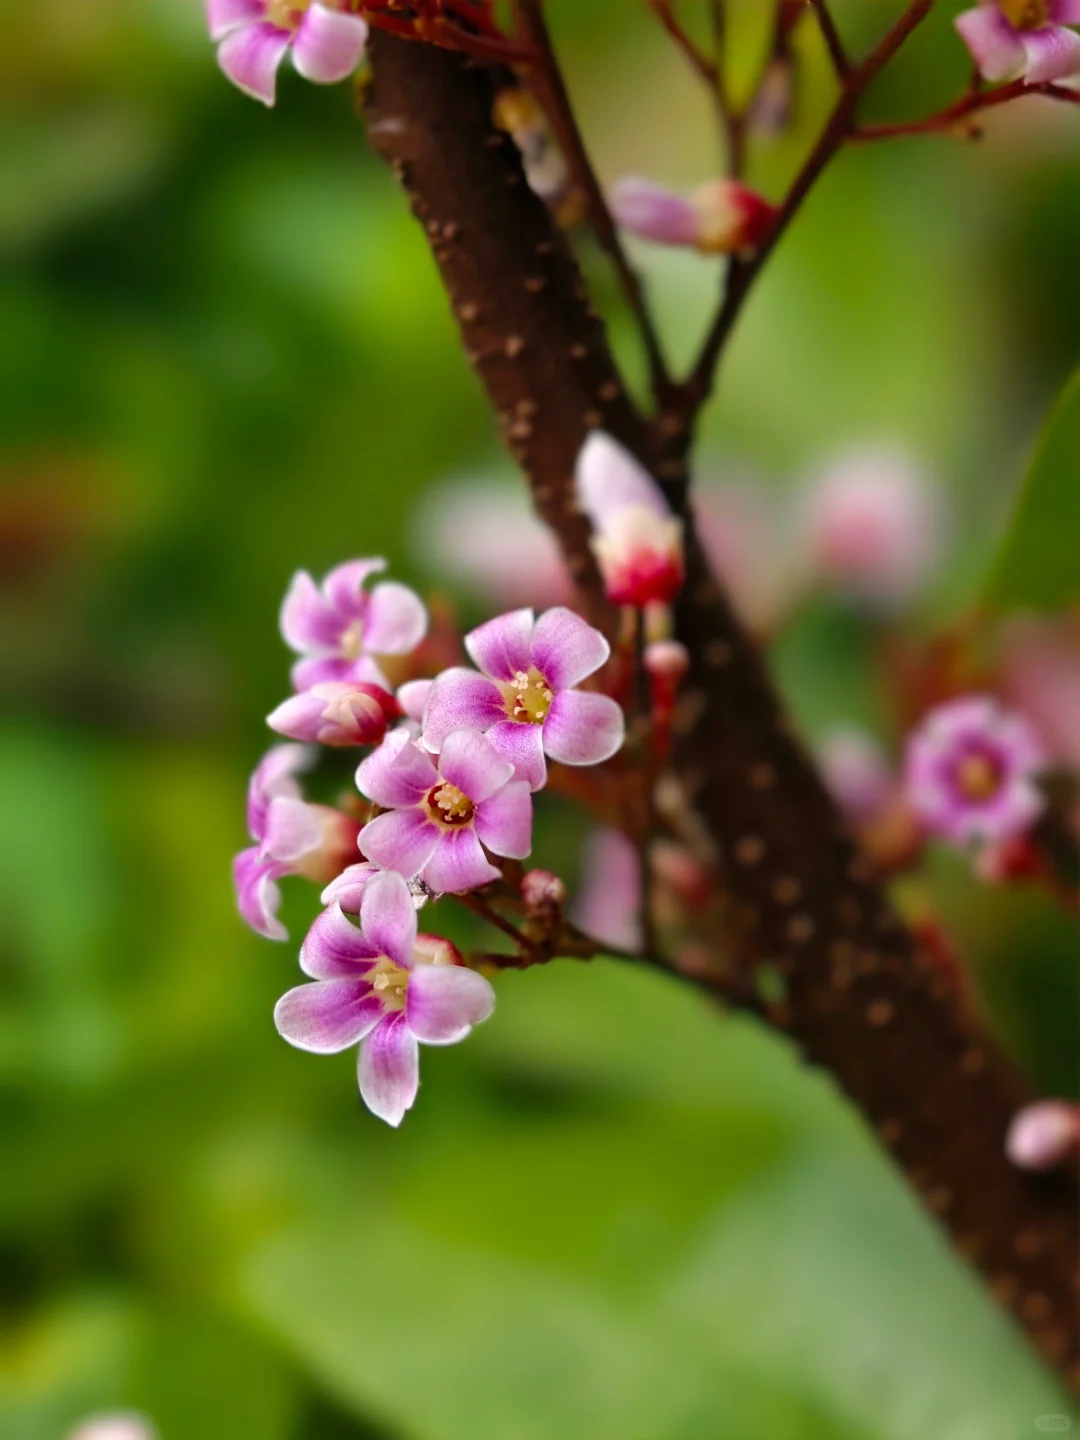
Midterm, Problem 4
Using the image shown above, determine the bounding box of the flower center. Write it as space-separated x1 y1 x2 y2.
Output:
1000 0 1048 29
424 782 475 828
265 0 308 31
369 956 409 1012
955 753 1002 803
499 667 555 725
340 619 365 661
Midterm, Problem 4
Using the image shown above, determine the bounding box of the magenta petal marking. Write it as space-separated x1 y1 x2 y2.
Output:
207 0 266 41
475 779 533 859
954 6 1025 81
406 964 495 1046
422 828 501 894
465 608 535 681
576 431 670 526
235 848 289 941
421 669 505 753
299 902 382 979
542 690 625 767
359 808 440 881
530 606 611 690
359 1012 419 1126
291 3 369 83
356 729 436 808
358 870 418 968
1021 25 1080 83
438 729 515 804
280 570 344 655
322 558 385 616
360 581 427 656
485 719 547 791
275 978 383 1053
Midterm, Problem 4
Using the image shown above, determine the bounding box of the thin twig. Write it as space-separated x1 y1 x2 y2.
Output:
807 0 852 79
850 77 1080 141
513 0 672 402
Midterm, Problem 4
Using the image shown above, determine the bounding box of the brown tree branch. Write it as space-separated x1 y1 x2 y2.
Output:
361 30 1079 1391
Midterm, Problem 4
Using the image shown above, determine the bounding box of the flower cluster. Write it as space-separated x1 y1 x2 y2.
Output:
955 0 1080 85
235 555 626 1123
208 0 369 107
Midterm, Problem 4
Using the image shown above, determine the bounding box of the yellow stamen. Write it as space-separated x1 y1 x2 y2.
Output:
956 754 1001 803
1000 0 1049 29
424 782 475 828
369 956 409 1012
499 666 554 725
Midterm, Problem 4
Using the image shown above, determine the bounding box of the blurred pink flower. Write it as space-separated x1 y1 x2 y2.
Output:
818 727 898 824
999 616 1080 770
955 0 1080 84
610 176 776 255
798 445 945 609
1006 1099 1080 1171
571 827 642 953
67 1416 157 1440
694 479 791 630
208 0 368 107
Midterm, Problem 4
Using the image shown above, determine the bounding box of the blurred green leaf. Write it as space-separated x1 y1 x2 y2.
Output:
984 367 1080 611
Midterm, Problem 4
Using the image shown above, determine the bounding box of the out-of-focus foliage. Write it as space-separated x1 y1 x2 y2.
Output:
2 2 1078 1437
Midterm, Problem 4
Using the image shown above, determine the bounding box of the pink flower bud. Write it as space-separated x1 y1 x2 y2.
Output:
291 805 362 886
611 176 776 256
268 682 399 747
643 640 690 683
575 432 684 608
1005 1100 1080 1172
412 932 465 968
521 868 567 909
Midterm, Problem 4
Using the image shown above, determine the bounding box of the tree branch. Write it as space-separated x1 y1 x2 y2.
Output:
362 30 1079 1391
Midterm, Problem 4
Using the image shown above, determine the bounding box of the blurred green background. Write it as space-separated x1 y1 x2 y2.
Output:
3 2 1079 1437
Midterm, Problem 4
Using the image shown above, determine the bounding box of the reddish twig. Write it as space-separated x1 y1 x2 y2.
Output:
807 0 852 79
851 77 1080 141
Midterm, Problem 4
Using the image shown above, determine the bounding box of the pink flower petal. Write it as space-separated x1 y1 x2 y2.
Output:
465 608 535 681
475 779 533 859
322 558 385 617
266 690 327 743
485 719 547 791
421 669 505 754
280 570 344 655
954 6 1025 81
576 432 670 527
1050 0 1080 21
300 901 382 979
358 870 417 967
262 795 323 863
609 175 700 248
320 862 380 915
530 606 611 690
359 807 440 881
359 1012 419 1126
542 690 625 767
207 0 265 42
407 964 495 1046
422 827 501 894
1021 24 1080 83
437 729 516 803
247 743 308 839
275 978 384 1053
234 848 289 940
362 580 428 656
397 679 433 724
217 20 292 106
356 729 436 809
571 827 642 952
291 3 369 84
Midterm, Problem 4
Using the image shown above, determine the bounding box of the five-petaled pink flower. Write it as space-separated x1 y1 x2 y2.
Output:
275 871 495 1126
234 744 360 939
208 0 369 107
422 607 624 791
904 696 1046 847
356 728 533 893
955 0 1080 84
280 558 427 692
268 679 399 747
575 432 684 608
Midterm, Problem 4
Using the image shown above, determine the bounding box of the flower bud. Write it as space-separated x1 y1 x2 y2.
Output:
521 868 567 910
1006 1100 1080 1172
413 933 464 968
819 727 896 825
611 176 776 257
643 639 690 683
268 681 399 747
291 805 362 886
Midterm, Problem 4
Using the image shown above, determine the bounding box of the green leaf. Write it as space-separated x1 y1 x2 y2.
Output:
985 368 1080 610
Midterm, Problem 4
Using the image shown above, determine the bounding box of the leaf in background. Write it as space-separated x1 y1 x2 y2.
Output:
984 367 1080 611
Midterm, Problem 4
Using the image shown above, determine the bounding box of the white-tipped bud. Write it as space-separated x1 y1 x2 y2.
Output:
644 639 690 683
1006 1101 1080 1172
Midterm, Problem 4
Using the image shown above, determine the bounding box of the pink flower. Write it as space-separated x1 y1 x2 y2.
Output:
955 1 1080 84
798 446 945 609
571 827 643 953
819 727 898 824
280 558 427 692
422 607 624 791
234 744 360 940
610 176 776 255
904 696 1046 847
207 0 369 107
1005 1100 1080 1171
1000 617 1080 770
356 728 533 893
66 1418 158 1440
267 680 399 747
321 860 431 914
275 871 495 1126
575 432 684 608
